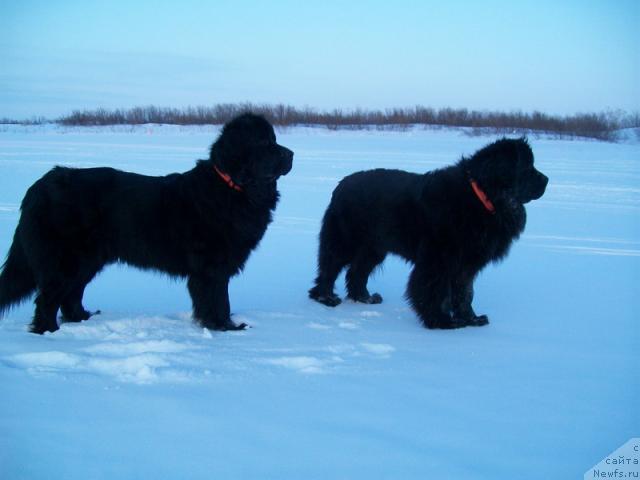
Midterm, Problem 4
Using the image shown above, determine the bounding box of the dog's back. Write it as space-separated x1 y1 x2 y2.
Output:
309 168 429 307
22 166 194 274
322 169 425 261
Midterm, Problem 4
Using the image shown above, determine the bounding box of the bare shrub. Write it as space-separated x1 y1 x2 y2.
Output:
47 104 640 141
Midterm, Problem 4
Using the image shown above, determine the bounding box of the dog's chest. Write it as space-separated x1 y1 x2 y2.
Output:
482 209 526 262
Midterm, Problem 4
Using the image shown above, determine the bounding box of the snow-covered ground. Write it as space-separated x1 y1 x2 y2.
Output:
0 124 638 479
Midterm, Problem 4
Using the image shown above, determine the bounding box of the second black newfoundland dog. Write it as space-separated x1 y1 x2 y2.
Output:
0 113 293 334
309 138 547 329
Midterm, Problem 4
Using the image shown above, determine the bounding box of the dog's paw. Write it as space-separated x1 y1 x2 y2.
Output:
424 313 461 330
231 322 248 331
309 288 342 307
201 318 249 332
29 322 59 335
61 309 101 323
467 314 489 327
369 293 383 304
448 314 489 328
427 321 464 330
222 321 248 331
317 294 342 307
349 292 383 305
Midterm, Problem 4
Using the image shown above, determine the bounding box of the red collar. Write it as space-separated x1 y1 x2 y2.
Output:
469 178 495 214
214 165 242 192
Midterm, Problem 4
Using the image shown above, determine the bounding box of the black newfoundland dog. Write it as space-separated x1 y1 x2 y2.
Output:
0 113 293 334
309 138 547 329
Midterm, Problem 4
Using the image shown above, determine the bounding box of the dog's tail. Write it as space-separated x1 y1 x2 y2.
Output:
0 232 36 318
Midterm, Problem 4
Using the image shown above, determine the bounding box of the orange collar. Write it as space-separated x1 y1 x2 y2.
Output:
469 178 495 214
214 165 242 192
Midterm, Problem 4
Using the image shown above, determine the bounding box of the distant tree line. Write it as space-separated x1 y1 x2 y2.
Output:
4 104 639 141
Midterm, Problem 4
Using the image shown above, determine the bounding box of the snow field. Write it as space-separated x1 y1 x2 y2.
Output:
0 124 637 479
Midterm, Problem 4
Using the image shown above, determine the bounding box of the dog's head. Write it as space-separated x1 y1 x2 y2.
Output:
466 137 548 205
209 113 293 189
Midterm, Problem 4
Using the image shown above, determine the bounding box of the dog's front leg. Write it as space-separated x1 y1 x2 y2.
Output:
451 271 489 327
406 260 455 329
187 273 247 331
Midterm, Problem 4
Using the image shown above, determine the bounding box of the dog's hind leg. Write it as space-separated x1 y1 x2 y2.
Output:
60 283 100 323
60 263 103 323
309 211 350 307
31 289 62 334
309 250 347 307
345 249 385 304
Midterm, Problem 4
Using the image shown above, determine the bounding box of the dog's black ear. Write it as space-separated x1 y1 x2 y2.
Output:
209 137 240 173
515 137 534 166
209 141 222 163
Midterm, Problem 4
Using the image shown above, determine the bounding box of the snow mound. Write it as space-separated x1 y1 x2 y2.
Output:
0 125 637 479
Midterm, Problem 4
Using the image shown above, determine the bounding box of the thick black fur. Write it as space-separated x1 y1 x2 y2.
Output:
309 138 547 329
0 113 293 334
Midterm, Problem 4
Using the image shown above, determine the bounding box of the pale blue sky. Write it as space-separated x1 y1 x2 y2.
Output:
1 0 638 119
